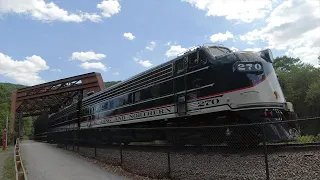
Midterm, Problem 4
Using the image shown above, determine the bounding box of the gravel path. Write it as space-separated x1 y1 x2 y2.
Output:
20 140 127 180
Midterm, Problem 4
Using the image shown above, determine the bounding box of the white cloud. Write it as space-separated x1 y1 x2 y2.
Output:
240 0 320 65
244 48 261 51
0 0 102 23
81 12 102 23
210 31 234 43
231 47 239 52
240 29 264 45
0 52 49 85
112 72 120 76
165 45 187 57
165 41 172 46
243 48 262 52
71 51 106 62
133 58 152 68
146 41 156 51
79 62 107 71
183 0 275 23
123 32 135 40
97 0 121 18
50 69 62 72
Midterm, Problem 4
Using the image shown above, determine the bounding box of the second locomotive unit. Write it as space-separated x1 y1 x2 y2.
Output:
48 45 297 146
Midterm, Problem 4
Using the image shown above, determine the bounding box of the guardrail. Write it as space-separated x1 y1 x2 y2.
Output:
14 138 27 180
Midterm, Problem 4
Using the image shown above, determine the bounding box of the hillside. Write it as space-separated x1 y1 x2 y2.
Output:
104 81 121 88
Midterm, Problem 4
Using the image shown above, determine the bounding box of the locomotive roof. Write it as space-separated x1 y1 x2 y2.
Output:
49 45 233 117
82 45 231 102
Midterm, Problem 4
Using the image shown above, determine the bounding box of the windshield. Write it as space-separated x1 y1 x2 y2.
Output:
208 47 231 56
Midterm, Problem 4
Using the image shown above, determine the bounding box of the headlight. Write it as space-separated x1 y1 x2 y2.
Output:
259 49 274 63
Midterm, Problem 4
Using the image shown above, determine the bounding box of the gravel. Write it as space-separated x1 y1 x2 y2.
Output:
97 148 121 165
122 150 168 179
170 152 266 180
78 147 96 158
57 144 320 180
268 151 320 180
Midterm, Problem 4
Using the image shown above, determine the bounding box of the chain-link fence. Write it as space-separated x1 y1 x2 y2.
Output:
47 117 320 180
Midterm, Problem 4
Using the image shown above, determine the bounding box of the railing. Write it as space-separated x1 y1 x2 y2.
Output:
48 117 320 180
14 138 27 180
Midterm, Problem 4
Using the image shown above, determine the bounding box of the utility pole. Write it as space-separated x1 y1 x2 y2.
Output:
6 115 8 147
2 116 8 150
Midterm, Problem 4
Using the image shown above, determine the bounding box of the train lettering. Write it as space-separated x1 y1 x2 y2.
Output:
197 95 223 108
89 106 173 126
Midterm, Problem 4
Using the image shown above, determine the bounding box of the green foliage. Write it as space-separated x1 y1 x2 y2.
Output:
275 56 320 118
296 135 315 143
22 117 33 138
0 83 25 138
314 134 320 142
273 56 301 72
296 135 320 143
3 150 16 180
104 81 121 88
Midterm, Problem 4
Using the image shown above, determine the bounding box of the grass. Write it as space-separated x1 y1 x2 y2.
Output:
296 134 320 144
2 152 15 180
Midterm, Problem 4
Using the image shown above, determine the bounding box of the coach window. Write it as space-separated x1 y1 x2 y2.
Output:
122 94 129 105
199 50 208 65
189 52 199 67
128 93 133 104
109 100 114 109
114 98 120 107
151 84 160 98
134 91 141 103
96 104 101 112
176 58 184 74
103 102 108 110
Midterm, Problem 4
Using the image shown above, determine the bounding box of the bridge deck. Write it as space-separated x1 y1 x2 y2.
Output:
20 140 126 180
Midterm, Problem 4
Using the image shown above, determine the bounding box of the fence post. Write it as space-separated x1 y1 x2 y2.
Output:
262 124 270 180
73 130 75 151
120 143 123 166
65 135 67 150
166 131 171 179
95 129 97 158
77 131 79 152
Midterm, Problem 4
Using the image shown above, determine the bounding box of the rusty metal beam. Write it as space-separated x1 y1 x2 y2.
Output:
9 72 104 133
17 81 100 101
16 72 100 93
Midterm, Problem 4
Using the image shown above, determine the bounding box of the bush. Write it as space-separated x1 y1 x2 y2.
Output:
296 135 315 143
313 134 320 142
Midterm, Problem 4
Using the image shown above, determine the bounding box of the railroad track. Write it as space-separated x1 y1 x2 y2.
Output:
47 137 320 154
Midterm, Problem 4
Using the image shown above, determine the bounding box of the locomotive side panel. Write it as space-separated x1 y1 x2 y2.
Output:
47 45 296 145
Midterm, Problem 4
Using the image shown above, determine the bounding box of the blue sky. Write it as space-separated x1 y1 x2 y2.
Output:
0 0 319 85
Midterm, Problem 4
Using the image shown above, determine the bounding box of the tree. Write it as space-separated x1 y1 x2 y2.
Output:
104 81 121 88
273 56 301 72
22 117 34 138
274 56 320 118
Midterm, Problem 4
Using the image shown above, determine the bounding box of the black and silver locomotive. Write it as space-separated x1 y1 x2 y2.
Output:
48 45 297 146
